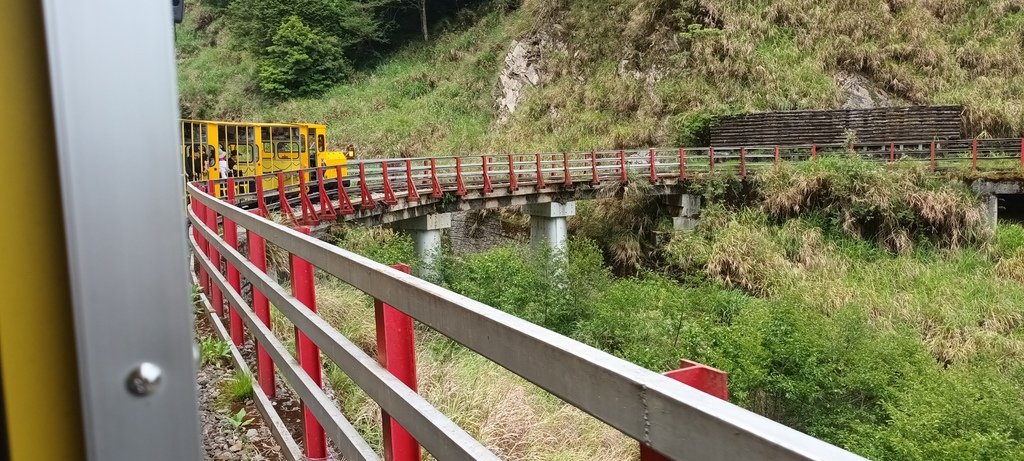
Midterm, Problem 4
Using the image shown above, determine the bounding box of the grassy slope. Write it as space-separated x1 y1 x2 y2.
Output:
179 0 1024 156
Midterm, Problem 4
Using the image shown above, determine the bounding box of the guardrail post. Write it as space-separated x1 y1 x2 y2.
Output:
774 145 780 164
381 161 398 205
297 170 318 226
204 203 223 317
811 143 817 161
429 158 443 198
246 213 274 399
562 153 572 186
317 167 337 220
678 148 686 180
405 159 420 202
536 153 546 189
482 155 493 194
291 227 327 459
930 140 937 172
192 198 209 294
618 150 627 183
509 154 520 191
255 175 270 217
740 147 747 178
276 172 298 226
972 138 978 171
649 148 657 184
455 157 467 196
223 213 243 346
375 263 421 461
226 177 236 205
334 165 355 214
639 360 728 461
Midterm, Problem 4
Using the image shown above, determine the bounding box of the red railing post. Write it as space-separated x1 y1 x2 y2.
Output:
709 146 715 173
429 158 443 198
889 142 896 163
678 148 686 180
276 172 298 226
740 147 747 178
535 153 546 189
648 148 657 184
375 263 421 461
255 175 270 217
226 177 236 205
774 145 780 164
223 215 243 346
639 360 728 461
335 165 355 214
380 161 397 205
618 150 627 183
481 155 493 194
405 159 420 202
291 227 327 459
297 171 318 226
591 151 601 185
204 204 223 317
563 152 572 186
930 140 937 172
508 154 519 191
358 163 375 209
246 213 274 398
454 157 467 196
192 197 209 295
972 138 978 171
316 167 337 220
811 143 817 161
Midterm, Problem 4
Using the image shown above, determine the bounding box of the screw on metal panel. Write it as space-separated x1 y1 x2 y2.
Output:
126 362 162 396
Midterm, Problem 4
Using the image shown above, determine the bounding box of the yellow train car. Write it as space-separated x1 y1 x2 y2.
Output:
179 119 353 196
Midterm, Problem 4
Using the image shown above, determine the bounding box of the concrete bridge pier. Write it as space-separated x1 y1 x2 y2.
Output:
394 212 451 278
984 194 999 230
524 201 576 254
663 194 702 231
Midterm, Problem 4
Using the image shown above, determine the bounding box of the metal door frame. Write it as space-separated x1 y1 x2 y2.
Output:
40 1 201 459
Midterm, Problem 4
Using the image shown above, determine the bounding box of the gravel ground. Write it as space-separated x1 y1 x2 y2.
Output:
197 318 283 460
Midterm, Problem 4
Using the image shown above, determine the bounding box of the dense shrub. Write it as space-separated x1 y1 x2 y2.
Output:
756 157 989 252
258 16 349 98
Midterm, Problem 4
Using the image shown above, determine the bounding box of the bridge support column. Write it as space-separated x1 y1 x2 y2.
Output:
524 201 576 254
395 213 451 278
984 194 999 230
663 194 701 231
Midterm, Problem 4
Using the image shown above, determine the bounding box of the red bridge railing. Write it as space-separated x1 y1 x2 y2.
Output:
201 138 1024 227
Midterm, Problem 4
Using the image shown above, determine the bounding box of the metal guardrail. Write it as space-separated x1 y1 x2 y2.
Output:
186 180 868 460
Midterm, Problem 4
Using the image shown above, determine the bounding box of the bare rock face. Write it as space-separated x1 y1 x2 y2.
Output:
496 34 558 123
837 71 896 109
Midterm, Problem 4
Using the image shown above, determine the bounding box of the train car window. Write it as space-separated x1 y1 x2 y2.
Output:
318 134 325 151
235 143 256 163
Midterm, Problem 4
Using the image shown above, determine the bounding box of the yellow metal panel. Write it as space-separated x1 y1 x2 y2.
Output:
0 0 85 459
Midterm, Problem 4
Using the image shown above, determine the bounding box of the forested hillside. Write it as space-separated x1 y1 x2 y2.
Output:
179 2 1024 460
178 0 1024 156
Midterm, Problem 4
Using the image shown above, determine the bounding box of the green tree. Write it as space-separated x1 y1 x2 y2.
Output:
257 16 348 98
226 0 394 59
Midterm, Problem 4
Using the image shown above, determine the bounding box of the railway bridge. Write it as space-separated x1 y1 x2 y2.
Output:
234 139 1023 268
